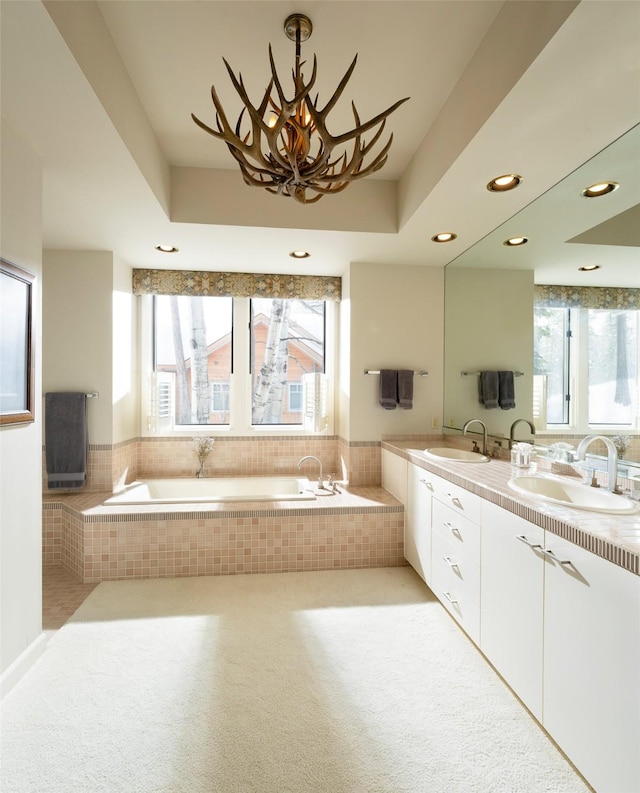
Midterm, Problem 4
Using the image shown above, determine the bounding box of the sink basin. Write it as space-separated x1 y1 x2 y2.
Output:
508 474 638 514
423 447 490 463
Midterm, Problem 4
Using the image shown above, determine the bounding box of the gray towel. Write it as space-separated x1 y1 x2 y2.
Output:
498 370 516 410
479 371 499 409
397 370 413 409
379 370 397 410
45 392 88 489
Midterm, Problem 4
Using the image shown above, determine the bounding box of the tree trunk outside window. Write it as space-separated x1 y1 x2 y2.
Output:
170 296 190 424
190 297 210 422
252 299 291 423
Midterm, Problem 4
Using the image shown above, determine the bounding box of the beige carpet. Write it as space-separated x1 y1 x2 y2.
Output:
1 567 591 793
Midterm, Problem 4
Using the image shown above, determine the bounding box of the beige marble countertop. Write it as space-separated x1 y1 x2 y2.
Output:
382 440 640 576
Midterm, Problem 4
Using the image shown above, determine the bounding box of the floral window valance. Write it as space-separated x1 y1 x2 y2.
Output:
132 268 341 302
534 285 639 310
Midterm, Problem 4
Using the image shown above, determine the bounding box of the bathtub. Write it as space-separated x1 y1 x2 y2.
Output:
104 476 314 505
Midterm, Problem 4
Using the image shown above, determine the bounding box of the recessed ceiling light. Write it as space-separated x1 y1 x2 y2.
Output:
503 236 528 247
579 264 601 272
581 181 619 198
431 232 457 243
155 244 179 253
487 174 523 192
289 250 311 259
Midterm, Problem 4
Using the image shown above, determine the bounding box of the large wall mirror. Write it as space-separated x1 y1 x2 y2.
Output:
444 123 640 464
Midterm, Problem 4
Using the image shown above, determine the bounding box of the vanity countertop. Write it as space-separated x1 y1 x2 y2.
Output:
382 440 640 576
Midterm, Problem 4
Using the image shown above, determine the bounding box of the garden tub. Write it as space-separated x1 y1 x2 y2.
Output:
104 476 314 505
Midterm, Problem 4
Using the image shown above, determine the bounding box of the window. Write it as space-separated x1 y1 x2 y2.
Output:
250 298 325 426
288 382 303 412
149 295 330 432
534 306 639 430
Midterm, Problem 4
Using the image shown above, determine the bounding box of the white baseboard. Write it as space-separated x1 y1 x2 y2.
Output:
0 631 54 699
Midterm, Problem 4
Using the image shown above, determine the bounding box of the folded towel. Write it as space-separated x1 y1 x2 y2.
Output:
397 370 414 409
479 371 499 409
45 392 88 489
498 370 516 410
379 370 397 410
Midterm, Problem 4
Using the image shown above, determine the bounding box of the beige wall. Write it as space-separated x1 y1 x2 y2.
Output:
444 267 534 439
346 262 445 442
112 256 139 444
43 250 116 445
0 120 43 676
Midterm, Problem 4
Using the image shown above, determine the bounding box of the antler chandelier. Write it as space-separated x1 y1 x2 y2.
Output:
191 14 409 204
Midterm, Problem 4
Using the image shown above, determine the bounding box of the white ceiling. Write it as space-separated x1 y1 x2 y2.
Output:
1 0 639 285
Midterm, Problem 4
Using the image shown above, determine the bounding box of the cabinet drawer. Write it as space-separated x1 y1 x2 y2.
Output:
431 562 480 644
432 530 480 605
431 477 482 524
432 499 481 562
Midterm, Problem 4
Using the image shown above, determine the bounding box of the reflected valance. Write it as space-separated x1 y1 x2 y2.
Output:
534 285 639 310
132 268 341 302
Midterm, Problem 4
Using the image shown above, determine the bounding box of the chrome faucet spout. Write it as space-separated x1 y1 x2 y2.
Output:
509 419 536 450
297 455 324 489
462 419 488 456
575 435 620 493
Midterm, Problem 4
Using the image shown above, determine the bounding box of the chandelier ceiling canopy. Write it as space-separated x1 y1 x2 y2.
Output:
191 13 409 204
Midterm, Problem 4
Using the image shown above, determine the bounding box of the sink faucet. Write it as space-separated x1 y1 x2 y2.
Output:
462 419 488 456
575 435 620 493
509 419 536 450
297 455 324 489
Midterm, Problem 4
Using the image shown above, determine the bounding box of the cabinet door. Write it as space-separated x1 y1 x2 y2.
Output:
543 534 640 793
406 463 433 584
381 449 407 503
480 501 544 721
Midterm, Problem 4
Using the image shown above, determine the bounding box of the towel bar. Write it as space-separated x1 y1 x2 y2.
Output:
85 392 99 399
364 369 428 376
461 371 523 377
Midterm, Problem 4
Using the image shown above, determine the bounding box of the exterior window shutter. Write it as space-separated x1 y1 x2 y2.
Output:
302 372 327 432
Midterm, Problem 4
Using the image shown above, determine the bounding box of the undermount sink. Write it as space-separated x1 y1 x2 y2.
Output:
508 474 638 514
423 447 490 463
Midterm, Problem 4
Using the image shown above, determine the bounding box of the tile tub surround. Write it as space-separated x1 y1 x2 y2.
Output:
383 440 640 576
43 486 404 583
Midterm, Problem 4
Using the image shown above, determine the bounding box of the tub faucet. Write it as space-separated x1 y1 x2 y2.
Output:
509 419 536 450
462 419 488 456
297 455 324 489
575 435 620 493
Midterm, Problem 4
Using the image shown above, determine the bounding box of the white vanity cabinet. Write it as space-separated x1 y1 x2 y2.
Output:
543 534 640 793
381 449 408 503
480 501 544 722
430 477 482 644
405 462 434 585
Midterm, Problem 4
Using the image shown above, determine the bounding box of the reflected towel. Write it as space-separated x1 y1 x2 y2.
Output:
379 370 397 410
499 371 516 410
397 370 413 409
479 371 499 409
45 392 87 489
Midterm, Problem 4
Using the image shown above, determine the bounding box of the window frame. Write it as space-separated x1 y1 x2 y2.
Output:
534 304 639 434
140 295 335 437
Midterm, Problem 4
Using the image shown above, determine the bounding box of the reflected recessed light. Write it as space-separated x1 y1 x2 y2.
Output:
155 244 179 253
503 236 528 247
289 250 311 259
579 264 601 272
431 232 457 243
581 181 619 198
487 174 523 192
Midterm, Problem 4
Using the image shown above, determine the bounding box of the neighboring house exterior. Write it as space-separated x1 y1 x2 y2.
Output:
158 312 323 425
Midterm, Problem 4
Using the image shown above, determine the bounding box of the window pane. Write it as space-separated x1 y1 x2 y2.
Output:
154 295 232 425
534 307 569 424
588 309 638 425
251 298 325 425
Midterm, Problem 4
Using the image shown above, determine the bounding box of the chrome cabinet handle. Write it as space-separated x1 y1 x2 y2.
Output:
446 493 462 507
419 478 434 490
443 521 462 537
516 534 542 550
443 591 458 605
443 555 460 570
543 548 572 566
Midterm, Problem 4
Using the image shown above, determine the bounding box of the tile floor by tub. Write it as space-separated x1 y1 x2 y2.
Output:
42 566 99 630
